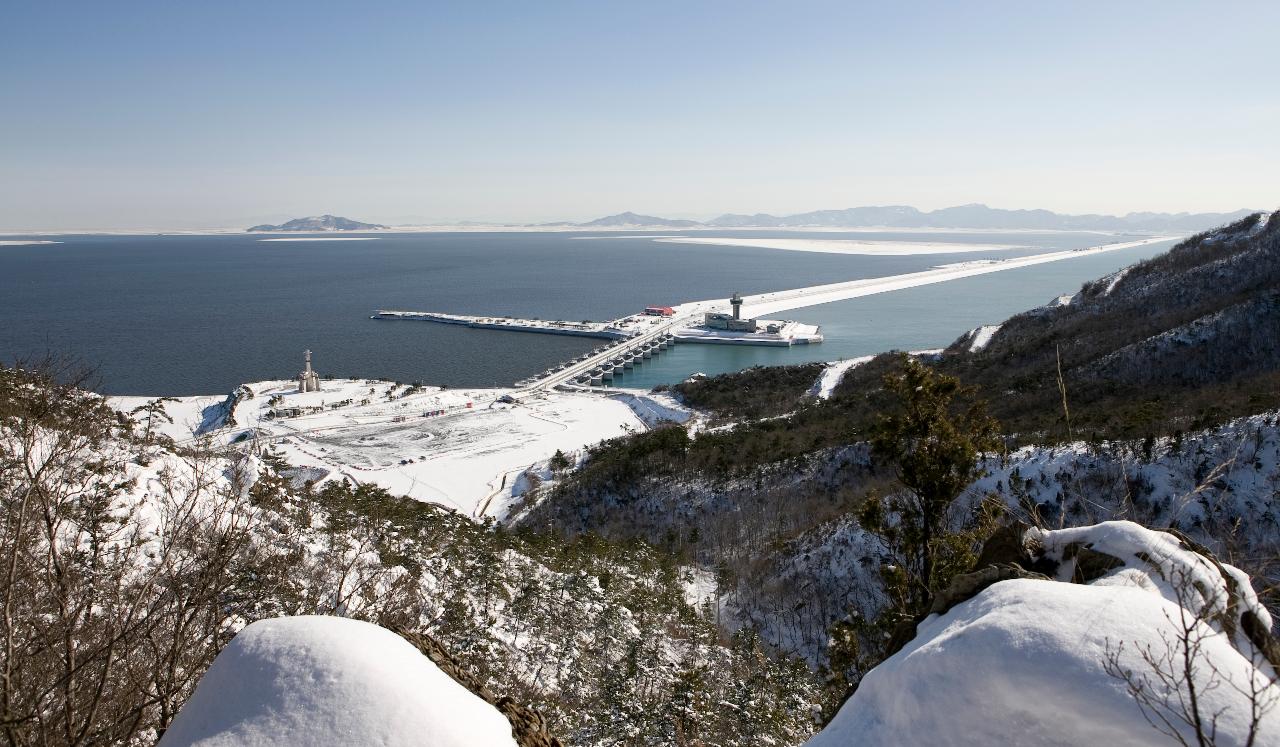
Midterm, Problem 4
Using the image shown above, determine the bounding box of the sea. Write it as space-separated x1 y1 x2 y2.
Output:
0 230 1176 396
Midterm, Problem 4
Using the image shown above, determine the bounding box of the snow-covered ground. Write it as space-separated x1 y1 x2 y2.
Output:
0 240 61 246
111 379 693 518
159 616 518 747
655 237 1022 255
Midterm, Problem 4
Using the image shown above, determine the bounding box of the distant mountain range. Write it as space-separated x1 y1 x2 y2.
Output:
576 205 1257 232
575 211 702 228
247 215 387 232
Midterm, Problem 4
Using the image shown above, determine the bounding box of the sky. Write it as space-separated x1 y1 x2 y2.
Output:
2 1 1278 231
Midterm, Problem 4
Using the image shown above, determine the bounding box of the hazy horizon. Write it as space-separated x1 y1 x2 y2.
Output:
3 1 1278 231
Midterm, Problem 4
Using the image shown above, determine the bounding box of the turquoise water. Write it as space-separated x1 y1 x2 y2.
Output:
0 231 1172 395
607 240 1174 388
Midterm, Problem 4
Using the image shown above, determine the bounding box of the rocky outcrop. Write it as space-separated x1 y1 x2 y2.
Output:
196 384 252 436
806 521 1280 746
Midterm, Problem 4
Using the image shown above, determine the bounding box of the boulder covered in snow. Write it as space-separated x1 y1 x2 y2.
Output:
159 616 519 747
808 521 1279 746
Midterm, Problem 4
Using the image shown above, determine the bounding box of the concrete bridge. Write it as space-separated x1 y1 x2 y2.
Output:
514 305 713 392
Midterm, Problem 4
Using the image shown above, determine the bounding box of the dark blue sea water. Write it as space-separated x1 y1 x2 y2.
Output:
0 231 1173 395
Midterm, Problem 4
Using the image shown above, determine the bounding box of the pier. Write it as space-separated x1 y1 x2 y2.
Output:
373 310 631 339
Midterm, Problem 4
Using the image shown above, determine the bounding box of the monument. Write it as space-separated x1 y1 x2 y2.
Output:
297 349 321 393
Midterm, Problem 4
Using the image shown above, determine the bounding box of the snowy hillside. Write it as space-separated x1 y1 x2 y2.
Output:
3 362 816 746
931 210 1280 438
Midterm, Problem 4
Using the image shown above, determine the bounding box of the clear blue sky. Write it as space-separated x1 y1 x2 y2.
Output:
2 1 1277 230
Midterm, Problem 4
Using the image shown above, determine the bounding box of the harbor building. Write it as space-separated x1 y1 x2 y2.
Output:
704 292 756 332
297 349 321 393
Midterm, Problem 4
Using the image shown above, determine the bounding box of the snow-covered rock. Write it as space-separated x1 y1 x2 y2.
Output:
159 616 518 747
807 521 1279 746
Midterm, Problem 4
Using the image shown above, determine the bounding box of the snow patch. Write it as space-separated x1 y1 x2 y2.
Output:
810 357 874 399
1100 266 1132 296
965 324 1002 353
610 389 694 427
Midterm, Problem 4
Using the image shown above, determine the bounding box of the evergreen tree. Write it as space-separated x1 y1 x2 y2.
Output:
862 356 1001 611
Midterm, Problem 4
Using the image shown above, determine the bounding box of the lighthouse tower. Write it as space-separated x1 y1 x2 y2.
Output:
297 349 321 393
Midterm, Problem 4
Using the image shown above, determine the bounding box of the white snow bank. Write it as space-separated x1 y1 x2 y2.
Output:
810 357 874 399
159 616 518 747
809 521 1279 747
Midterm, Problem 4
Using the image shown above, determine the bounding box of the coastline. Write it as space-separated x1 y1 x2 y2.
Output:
1 225 1132 238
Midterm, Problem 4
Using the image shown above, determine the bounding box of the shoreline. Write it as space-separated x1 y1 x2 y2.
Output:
652 236 1025 256
1 225 1137 238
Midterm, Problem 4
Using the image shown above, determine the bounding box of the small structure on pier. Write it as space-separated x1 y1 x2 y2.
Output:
297 349 321 393
705 293 756 332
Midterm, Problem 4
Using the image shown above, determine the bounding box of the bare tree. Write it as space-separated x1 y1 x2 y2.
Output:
1104 566 1279 747
0 362 267 745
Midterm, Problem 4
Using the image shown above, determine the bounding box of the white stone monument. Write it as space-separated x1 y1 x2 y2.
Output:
297 349 321 393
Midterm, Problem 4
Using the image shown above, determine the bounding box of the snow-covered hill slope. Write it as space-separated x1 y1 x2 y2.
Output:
973 411 1280 567
807 522 1279 746
930 210 1280 437
159 617 519 747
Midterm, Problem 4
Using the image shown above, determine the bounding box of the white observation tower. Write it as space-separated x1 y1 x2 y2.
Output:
297 349 321 393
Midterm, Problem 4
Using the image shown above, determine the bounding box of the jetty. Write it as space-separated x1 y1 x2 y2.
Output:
372 310 631 340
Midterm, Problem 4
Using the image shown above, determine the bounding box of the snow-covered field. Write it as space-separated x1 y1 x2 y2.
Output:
656 237 1022 255
0 240 61 246
111 379 692 518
